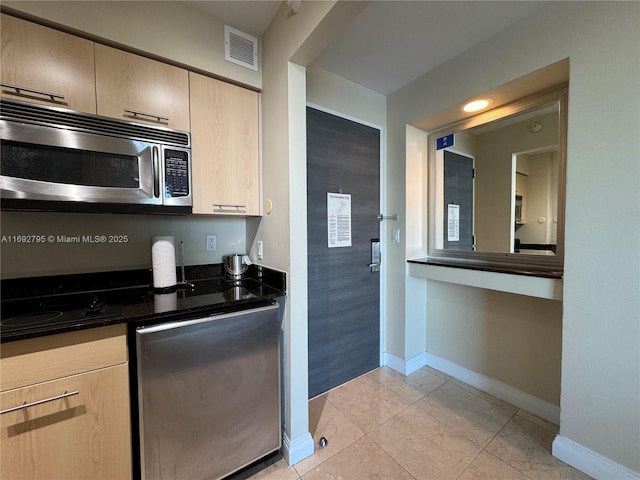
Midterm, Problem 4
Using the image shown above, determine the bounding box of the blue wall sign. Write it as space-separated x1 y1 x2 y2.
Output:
436 134 454 150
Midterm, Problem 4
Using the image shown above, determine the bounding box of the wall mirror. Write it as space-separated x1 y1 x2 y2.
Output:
427 85 567 275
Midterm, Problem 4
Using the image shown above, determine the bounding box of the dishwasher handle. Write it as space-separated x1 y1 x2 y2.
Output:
136 303 278 335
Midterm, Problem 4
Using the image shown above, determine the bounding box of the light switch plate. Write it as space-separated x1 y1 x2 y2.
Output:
392 229 400 244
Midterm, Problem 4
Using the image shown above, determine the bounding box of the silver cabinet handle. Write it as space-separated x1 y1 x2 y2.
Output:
1 390 79 415
1 83 65 102
213 204 246 210
124 108 169 123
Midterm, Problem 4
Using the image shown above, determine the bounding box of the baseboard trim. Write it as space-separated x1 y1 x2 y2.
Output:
552 435 640 480
384 351 560 424
384 352 426 375
282 431 314 466
384 352 411 375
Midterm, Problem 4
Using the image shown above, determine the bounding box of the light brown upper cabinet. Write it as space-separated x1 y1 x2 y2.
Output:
189 72 260 216
95 44 190 131
0 14 97 114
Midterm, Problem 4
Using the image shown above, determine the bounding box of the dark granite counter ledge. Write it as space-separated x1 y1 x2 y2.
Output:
408 258 563 279
1 264 286 343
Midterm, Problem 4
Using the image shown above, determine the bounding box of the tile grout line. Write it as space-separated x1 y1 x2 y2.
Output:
295 391 367 479
325 371 416 424
364 372 463 480
481 407 536 480
248 366 583 480
433 375 523 480
303 368 530 480
306 369 425 479
454 448 485 480
366 430 420 480
369 366 452 407
451 405 521 480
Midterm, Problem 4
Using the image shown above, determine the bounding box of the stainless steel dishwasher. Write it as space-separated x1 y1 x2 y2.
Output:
135 304 281 480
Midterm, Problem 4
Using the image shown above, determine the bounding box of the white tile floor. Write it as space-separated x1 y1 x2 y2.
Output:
233 366 592 480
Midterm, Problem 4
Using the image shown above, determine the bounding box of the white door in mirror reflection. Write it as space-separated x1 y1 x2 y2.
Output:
444 150 474 251
513 148 558 255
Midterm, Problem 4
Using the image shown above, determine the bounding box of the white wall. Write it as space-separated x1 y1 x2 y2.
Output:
259 0 369 464
555 3 639 475
260 2 331 464
475 111 559 252
389 2 640 476
404 126 429 368
307 66 386 127
426 282 562 405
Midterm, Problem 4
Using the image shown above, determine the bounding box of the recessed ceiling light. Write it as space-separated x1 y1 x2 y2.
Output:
462 99 493 113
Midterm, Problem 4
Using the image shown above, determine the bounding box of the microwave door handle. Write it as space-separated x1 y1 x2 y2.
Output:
152 146 160 198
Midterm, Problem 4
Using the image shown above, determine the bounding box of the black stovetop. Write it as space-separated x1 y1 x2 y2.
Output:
1 264 286 342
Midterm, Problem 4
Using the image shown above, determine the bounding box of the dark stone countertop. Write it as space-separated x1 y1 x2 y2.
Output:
407 258 563 279
0 264 286 343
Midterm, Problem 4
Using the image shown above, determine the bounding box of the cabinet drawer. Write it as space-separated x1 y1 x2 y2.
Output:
0 325 127 392
1 364 131 480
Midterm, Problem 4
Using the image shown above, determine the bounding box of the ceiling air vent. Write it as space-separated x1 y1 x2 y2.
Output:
224 25 258 71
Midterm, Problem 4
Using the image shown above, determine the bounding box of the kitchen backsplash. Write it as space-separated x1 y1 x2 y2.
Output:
0 212 247 279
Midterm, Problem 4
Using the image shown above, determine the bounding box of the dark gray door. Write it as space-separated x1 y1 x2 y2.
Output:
444 150 474 251
307 107 380 398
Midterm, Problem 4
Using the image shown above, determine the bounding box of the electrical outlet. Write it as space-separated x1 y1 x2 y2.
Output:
205 234 217 252
257 240 263 260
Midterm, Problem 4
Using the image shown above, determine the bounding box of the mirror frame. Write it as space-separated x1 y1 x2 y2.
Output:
427 84 568 276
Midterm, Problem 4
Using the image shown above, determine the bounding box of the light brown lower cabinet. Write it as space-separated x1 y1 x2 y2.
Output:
0 326 131 480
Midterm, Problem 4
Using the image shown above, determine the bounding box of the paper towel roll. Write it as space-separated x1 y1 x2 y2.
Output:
152 236 177 289
154 292 177 313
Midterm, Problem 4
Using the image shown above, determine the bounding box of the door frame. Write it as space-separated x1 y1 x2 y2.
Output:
306 102 386 366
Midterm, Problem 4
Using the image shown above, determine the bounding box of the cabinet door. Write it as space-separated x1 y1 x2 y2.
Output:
95 44 190 131
1 364 131 480
0 14 96 113
190 72 260 215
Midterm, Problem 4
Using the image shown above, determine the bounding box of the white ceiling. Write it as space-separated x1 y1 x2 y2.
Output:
182 1 282 36
183 0 548 95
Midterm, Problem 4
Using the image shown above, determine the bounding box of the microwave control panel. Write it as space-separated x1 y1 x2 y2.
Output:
164 149 190 198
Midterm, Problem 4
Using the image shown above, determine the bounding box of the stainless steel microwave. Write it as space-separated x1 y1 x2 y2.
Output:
0 99 192 214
